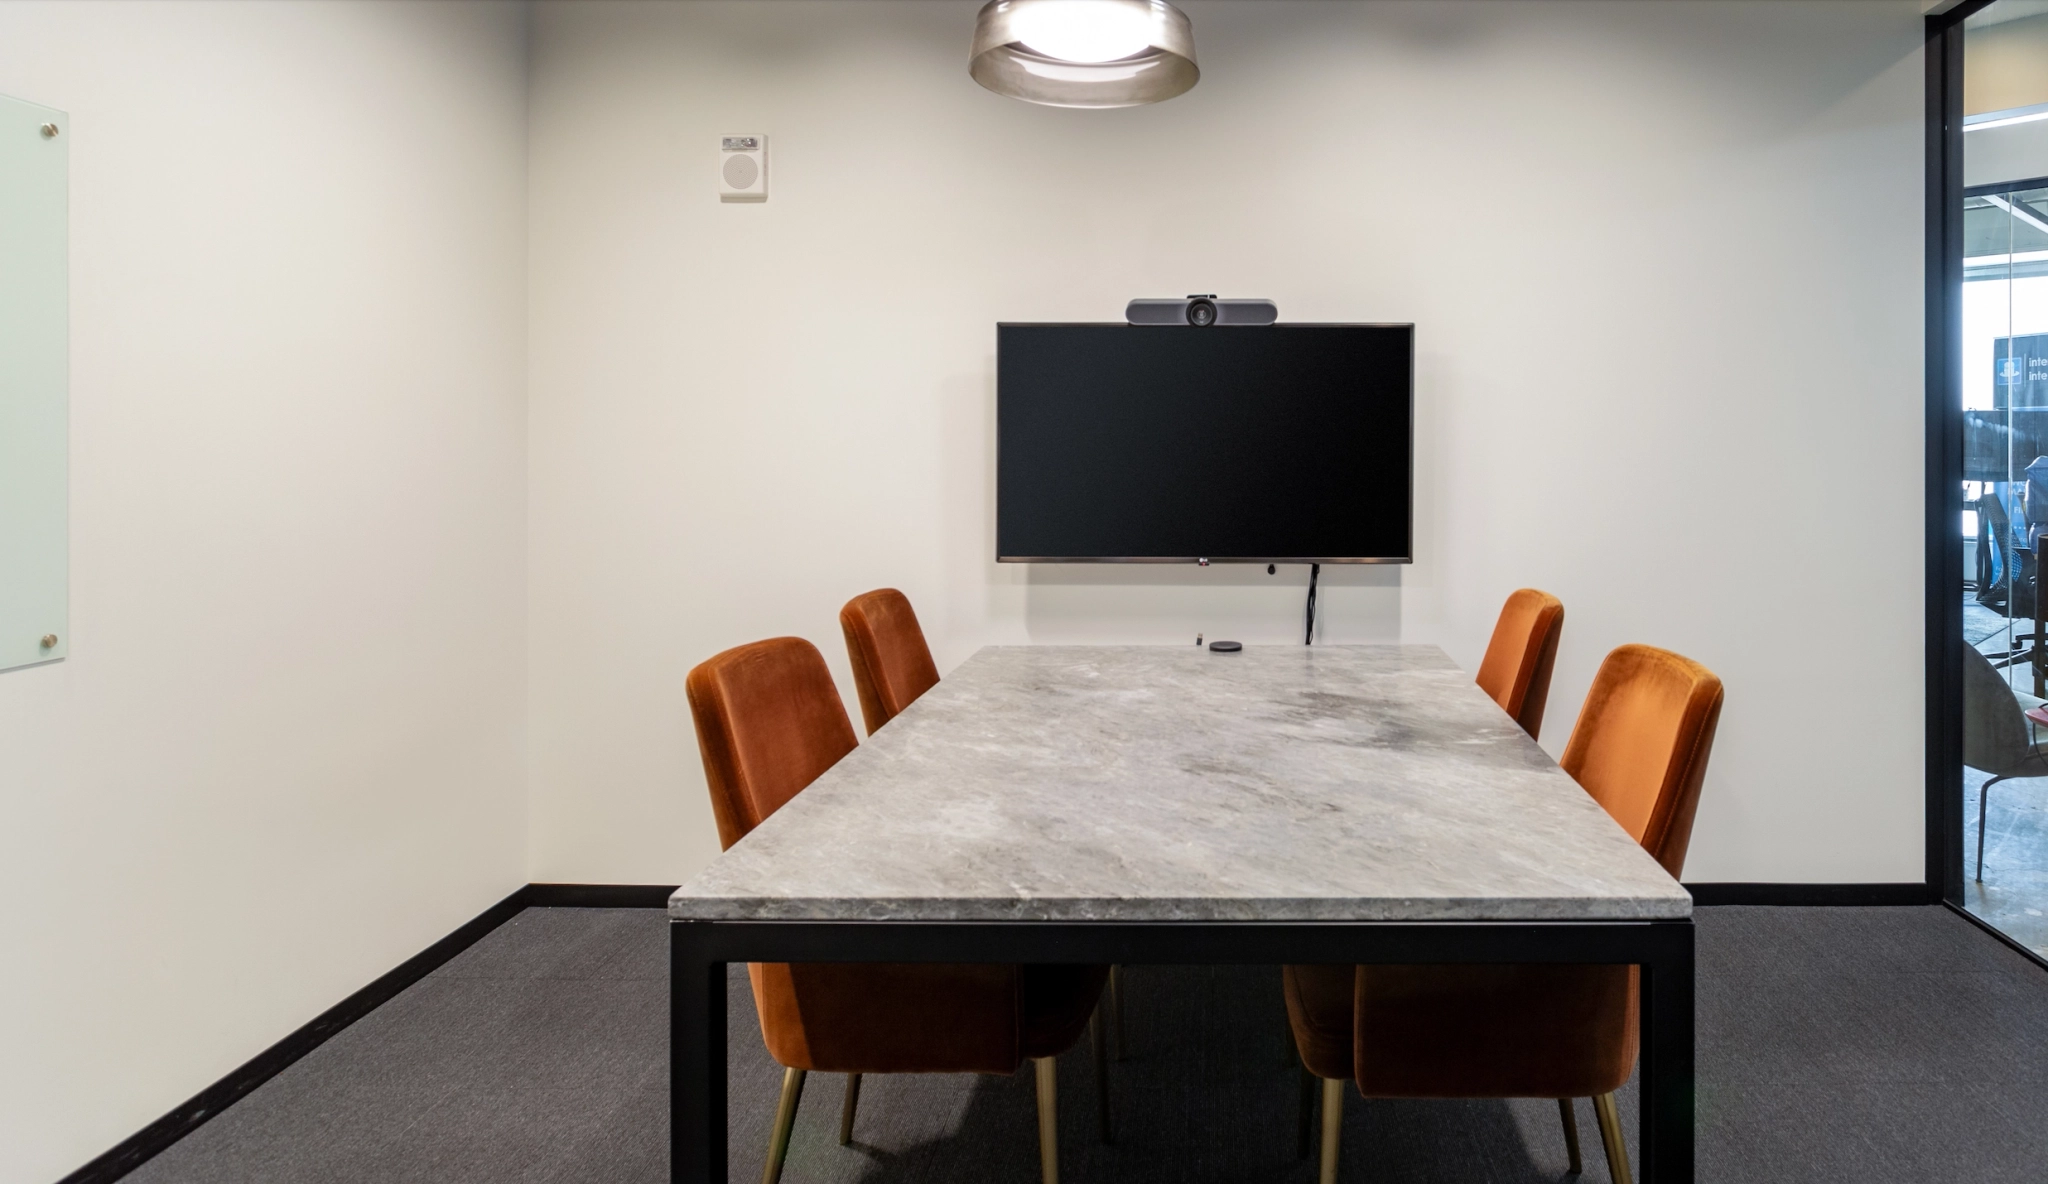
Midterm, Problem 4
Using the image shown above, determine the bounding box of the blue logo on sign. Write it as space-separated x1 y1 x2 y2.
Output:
2000 356 2024 385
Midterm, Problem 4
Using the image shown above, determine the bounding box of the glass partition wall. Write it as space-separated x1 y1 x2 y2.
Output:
1961 182 2048 953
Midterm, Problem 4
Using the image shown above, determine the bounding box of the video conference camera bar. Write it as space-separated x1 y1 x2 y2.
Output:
1125 295 1278 327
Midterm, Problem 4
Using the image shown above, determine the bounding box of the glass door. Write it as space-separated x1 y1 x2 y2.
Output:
1960 182 2048 954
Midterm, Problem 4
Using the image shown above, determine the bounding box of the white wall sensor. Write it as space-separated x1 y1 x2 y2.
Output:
719 134 767 201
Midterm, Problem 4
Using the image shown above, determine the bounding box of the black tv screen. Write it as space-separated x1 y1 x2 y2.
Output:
997 323 1413 562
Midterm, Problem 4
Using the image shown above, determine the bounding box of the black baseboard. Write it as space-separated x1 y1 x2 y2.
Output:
56 882 676 1184
1685 882 1937 906
526 882 678 908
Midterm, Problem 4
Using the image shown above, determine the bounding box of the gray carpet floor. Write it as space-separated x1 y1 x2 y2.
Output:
122 905 2048 1183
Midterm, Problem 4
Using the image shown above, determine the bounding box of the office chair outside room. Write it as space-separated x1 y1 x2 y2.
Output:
1475 588 1566 739
1285 644 1723 1184
686 637 1110 1184
841 586 1130 1060
1964 642 2048 882
1975 491 2048 697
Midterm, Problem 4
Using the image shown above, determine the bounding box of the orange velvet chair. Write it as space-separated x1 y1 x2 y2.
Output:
687 637 1109 1184
1285 644 1723 1184
839 588 942 735
1474 588 1566 739
840 588 1136 1061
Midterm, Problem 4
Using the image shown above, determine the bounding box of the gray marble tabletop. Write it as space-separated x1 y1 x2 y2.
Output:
669 645 1691 924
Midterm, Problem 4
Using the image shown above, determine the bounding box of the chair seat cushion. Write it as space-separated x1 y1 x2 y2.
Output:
1286 962 1640 1097
750 961 1106 1075
1353 964 1639 1099
1282 964 1357 1080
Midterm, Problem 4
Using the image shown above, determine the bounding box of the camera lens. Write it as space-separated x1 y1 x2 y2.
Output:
1187 298 1217 327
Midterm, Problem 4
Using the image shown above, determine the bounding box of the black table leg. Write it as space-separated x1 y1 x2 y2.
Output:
670 917 1691 1182
1639 921 1696 1183
672 922 727 1184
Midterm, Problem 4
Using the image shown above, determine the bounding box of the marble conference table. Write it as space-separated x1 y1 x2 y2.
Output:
669 645 1696 1182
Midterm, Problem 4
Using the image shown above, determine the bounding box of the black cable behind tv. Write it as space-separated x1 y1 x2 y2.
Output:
1305 563 1319 645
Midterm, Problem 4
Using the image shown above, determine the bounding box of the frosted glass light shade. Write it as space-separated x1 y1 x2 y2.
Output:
970 0 1198 108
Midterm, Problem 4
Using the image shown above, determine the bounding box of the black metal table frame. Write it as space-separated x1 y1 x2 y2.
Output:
670 915 1694 1183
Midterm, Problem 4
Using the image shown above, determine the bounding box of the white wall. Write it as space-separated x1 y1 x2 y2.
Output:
527 1 1930 886
0 4 529 1180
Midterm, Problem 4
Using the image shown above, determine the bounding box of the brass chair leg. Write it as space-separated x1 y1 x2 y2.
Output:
1318 1076 1344 1184
762 1067 807 1184
1558 1097 1583 1175
1109 965 1128 1060
1089 1004 1113 1143
1296 1062 1318 1159
838 1073 861 1146
1593 1091 1633 1184
1033 1056 1060 1184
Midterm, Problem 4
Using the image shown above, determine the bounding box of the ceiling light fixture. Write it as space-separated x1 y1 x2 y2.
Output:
970 0 1198 109
1966 106 2048 133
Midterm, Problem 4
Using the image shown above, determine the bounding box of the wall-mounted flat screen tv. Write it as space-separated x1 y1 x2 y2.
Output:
997 323 1413 563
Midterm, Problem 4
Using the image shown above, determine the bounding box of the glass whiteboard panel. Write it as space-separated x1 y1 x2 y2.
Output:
0 94 67 671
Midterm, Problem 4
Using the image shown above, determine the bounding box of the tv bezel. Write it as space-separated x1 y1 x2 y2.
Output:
994 321 1416 565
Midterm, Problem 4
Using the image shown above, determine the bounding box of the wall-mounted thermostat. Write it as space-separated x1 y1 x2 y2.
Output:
719 134 766 201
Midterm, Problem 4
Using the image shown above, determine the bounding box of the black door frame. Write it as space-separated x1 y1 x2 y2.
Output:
1926 2 1981 907
1925 1 2048 969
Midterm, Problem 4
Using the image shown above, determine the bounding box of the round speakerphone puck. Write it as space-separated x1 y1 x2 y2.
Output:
1208 640 1242 652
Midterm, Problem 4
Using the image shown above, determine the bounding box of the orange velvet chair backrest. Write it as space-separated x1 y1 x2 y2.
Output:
686 636 858 851
839 588 942 736
1474 589 1566 739
1560 643 1724 878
